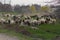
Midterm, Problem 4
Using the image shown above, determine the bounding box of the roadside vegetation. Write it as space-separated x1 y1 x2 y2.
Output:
0 22 60 40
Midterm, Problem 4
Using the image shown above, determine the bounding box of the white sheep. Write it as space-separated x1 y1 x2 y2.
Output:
31 27 39 30
49 18 56 24
4 14 11 17
39 18 46 24
0 18 6 24
10 20 15 24
30 19 38 25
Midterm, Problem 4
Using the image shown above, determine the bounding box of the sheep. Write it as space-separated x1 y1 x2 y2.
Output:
31 27 39 30
0 18 6 24
10 20 15 24
6 19 15 24
23 16 31 20
22 19 38 26
45 17 51 24
4 14 11 17
0 14 57 25
15 19 22 24
12 15 17 21
39 17 46 24
32 20 38 25
49 18 56 24
23 19 31 26
29 19 39 26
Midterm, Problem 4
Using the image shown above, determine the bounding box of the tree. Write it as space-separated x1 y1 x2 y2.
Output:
53 0 60 22
56 0 60 4
2 4 12 12
33 4 41 13
14 5 22 13
21 5 31 13
30 5 36 13
0 2 3 12
54 7 60 19
41 6 49 12
41 5 52 13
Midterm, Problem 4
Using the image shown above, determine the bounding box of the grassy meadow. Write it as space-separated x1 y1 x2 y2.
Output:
0 12 59 40
0 23 60 40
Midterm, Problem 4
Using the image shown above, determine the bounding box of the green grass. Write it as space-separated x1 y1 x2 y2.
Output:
0 23 60 40
0 12 60 40
0 24 33 40
0 28 33 40
0 12 59 40
21 23 60 40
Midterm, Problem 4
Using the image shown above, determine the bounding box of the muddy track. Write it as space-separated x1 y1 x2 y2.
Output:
0 33 19 40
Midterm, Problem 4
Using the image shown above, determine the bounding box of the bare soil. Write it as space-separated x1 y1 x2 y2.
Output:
0 33 19 40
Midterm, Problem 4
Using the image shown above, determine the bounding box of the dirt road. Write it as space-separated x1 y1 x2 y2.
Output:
0 33 19 40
